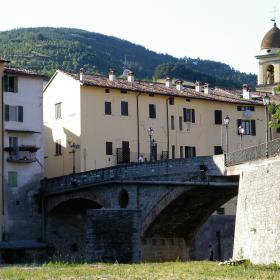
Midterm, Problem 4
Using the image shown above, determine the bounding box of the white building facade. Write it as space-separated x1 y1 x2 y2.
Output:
2 67 44 241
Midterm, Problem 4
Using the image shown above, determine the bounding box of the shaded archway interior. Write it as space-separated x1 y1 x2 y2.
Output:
143 185 238 245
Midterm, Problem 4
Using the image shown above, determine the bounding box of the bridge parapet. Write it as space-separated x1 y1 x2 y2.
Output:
42 155 225 196
226 137 280 167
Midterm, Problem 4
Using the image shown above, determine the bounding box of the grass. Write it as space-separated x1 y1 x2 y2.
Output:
0 261 279 279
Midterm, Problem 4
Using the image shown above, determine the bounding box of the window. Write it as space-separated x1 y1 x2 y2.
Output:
8 171 17 187
237 119 256 135
171 115 175 130
214 146 223 155
55 140 62 156
277 126 280 133
169 97 174 105
214 110 222 124
5 105 23 122
120 89 127 94
105 101 111 115
216 208 225 215
171 145 175 159
185 146 196 158
9 137 18 155
3 76 18 93
183 108 195 123
180 146 184 158
55 103 62 119
179 116 183 130
105 88 110 93
106 142 113 155
121 101 128 116
149 104 156 118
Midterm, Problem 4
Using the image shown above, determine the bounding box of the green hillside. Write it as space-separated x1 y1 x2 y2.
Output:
0 27 256 88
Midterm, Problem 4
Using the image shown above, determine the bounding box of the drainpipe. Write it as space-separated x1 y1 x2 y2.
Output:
166 97 170 158
136 93 141 160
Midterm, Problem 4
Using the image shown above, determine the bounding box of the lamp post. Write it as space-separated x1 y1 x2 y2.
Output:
148 127 154 162
238 126 245 150
223 115 230 155
68 140 80 174
263 94 270 157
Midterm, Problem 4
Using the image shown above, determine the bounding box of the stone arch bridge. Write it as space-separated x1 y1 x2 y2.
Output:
41 155 239 262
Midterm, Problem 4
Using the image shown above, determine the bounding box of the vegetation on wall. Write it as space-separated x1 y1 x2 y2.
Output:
0 27 256 88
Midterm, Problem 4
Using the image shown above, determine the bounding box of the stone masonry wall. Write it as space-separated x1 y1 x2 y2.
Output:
86 209 141 263
231 156 280 264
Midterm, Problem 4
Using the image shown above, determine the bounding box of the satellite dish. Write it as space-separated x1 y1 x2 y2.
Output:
243 109 252 118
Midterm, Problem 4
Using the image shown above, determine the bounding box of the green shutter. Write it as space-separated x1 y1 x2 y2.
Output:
8 171 17 187
3 76 8 92
18 106 23 122
5 105 9 121
13 77 18 93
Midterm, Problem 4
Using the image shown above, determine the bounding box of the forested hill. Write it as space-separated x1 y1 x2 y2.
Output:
0 27 256 88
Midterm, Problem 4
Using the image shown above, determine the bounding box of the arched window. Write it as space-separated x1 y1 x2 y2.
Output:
266 65 275 84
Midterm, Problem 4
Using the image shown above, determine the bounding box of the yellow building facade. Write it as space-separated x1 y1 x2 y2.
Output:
44 70 268 178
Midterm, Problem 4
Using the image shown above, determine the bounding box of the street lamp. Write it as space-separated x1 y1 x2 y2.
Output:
223 115 230 155
238 126 245 150
148 127 154 162
68 139 80 173
263 93 270 157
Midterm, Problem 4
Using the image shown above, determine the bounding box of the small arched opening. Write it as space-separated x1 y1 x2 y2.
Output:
118 189 129 208
266 64 275 84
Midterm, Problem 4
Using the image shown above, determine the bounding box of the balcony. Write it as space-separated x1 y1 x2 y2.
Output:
4 145 39 163
116 148 168 164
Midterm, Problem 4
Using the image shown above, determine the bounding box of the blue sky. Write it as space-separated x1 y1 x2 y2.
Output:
1 0 279 74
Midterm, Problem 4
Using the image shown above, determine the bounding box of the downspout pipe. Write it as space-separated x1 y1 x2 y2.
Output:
136 93 141 160
166 97 170 159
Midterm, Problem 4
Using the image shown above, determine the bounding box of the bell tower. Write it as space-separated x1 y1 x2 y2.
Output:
256 21 280 93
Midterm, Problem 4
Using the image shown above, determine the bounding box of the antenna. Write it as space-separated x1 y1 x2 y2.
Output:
271 7 279 24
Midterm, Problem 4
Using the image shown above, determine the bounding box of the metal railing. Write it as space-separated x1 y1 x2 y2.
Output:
225 137 280 167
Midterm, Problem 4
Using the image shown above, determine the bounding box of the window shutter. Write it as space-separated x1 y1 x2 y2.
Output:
18 106 23 122
14 77 18 93
5 105 9 121
237 119 241 135
3 76 8 92
237 106 241 111
251 120 256 136
192 147 196 157
191 109 195 123
183 108 187 122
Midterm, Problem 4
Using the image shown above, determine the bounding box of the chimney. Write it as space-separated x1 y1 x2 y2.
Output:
80 68 85 82
176 80 183 91
165 77 172 88
109 69 116 81
242 84 251 100
127 71 135 83
204 83 209 95
195 81 201 93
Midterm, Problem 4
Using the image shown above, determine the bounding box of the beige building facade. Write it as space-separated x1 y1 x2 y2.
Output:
44 70 268 178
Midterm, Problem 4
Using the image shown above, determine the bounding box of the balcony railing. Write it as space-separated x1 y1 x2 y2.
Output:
225 137 280 167
7 151 37 163
116 149 169 164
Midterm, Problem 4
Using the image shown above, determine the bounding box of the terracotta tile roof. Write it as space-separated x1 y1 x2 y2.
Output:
64 71 263 106
4 66 44 78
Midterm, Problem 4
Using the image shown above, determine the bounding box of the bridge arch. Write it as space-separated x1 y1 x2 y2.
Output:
46 190 107 214
142 184 237 244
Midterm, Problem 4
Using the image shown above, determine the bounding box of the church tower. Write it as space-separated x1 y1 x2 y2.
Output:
256 22 280 93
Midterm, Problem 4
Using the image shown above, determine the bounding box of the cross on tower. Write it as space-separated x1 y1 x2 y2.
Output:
271 7 279 23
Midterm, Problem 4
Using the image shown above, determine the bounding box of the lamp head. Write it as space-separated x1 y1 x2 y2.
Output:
224 115 230 126
263 94 270 106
